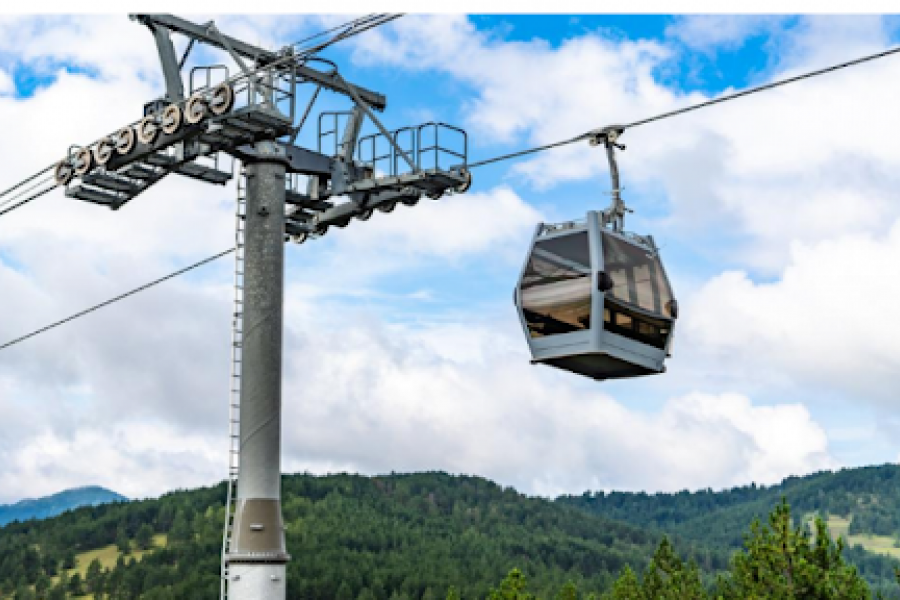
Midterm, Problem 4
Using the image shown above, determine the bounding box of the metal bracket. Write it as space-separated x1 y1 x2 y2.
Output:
289 85 321 144
130 14 387 110
331 68 418 173
140 21 185 103
588 125 630 232
205 22 270 103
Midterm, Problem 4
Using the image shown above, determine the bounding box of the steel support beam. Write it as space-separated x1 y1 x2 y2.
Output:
226 142 289 600
131 14 387 110
147 23 185 103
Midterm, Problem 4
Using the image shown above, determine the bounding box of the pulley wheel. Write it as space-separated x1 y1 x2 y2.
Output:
377 201 396 213
209 84 235 116
401 196 419 207
455 169 472 193
292 232 309 244
335 217 352 228
115 126 136 155
73 147 93 177
161 104 182 135
356 208 374 221
93 137 114 166
137 117 159 145
315 224 329 236
54 160 74 186
184 94 208 125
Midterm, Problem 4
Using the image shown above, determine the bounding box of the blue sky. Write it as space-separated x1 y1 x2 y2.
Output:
2 13 900 502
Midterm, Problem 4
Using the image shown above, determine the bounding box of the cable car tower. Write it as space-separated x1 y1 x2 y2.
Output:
51 13 471 600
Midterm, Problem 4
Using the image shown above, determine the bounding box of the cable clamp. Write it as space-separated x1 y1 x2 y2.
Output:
587 125 626 149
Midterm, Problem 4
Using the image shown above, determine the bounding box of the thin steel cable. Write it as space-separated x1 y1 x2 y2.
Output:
292 14 383 49
465 42 900 170
465 135 587 169
0 164 55 201
0 185 56 218
624 44 900 129
0 175 55 211
0 248 235 351
298 14 402 57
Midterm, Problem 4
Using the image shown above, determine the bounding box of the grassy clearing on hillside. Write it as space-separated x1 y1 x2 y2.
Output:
805 513 900 560
50 533 167 595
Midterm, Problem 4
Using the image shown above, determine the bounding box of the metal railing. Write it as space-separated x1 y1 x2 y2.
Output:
357 122 467 177
316 111 353 156
190 65 230 95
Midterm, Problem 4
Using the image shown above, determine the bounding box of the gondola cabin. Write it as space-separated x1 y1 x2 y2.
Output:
515 210 677 380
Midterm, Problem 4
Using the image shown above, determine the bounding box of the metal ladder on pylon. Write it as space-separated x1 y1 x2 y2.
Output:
221 164 246 600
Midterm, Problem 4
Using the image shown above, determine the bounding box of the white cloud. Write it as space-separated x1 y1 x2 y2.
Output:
349 15 900 273
276 310 837 496
665 16 783 52
349 15 674 148
0 420 226 503
335 185 542 260
0 69 12 95
681 221 900 403
0 303 837 501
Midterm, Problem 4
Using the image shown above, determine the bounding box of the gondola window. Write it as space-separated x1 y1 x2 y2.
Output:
520 232 592 337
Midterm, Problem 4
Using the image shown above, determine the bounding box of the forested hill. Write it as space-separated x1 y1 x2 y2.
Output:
0 486 126 527
0 472 726 599
4 468 900 599
557 464 900 548
558 463 900 594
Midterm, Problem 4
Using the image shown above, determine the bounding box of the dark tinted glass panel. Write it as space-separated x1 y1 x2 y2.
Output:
602 232 675 318
520 232 592 337
603 300 670 350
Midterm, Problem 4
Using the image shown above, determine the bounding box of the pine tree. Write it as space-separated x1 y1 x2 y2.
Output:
86 558 104 595
557 581 579 600
135 523 154 550
337 581 354 600
116 526 131 555
718 498 870 600
488 569 534 600
68 572 84 596
602 565 642 600
35 573 51 596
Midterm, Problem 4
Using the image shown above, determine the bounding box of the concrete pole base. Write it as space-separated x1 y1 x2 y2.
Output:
228 563 286 600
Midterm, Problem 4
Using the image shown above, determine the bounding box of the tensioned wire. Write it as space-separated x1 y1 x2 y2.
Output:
3 38 900 350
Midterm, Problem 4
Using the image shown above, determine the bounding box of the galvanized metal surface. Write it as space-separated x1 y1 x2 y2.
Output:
225 147 289 600
236 152 286 503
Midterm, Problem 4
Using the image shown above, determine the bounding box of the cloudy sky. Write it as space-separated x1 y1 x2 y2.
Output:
1 12 899 503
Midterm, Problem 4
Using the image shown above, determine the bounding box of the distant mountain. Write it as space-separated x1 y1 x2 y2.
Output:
0 485 127 526
557 463 900 596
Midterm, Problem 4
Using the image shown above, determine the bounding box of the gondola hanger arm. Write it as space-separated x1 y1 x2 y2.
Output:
586 126 631 232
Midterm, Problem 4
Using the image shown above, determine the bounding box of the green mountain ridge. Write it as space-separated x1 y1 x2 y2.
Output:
558 463 900 595
0 472 727 599
0 486 127 527
557 463 900 547
2 466 900 598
